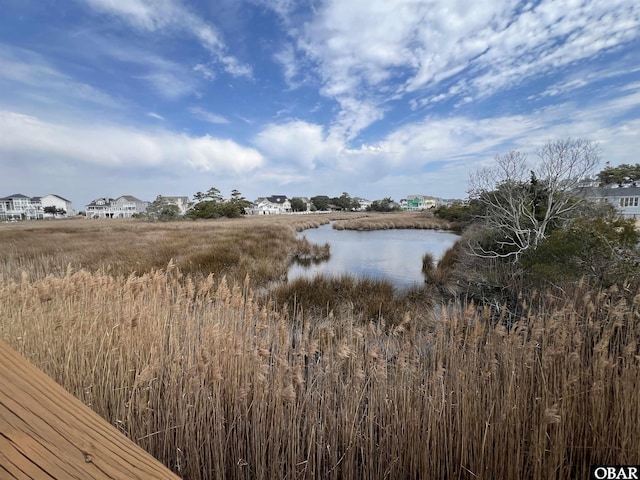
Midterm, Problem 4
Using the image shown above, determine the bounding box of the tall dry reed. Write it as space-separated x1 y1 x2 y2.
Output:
1 262 638 479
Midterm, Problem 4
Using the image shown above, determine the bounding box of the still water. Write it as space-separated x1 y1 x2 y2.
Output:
288 223 459 289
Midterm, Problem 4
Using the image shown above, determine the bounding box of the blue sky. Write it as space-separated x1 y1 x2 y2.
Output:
1 0 639 209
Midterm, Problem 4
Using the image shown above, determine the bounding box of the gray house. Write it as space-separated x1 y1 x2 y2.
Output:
577 184 640 219
86 195 149 219
0 194 43 220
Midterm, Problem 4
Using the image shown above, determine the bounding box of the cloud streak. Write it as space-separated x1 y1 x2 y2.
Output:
189 107 229 125
81 0 252 79
0 44 124 111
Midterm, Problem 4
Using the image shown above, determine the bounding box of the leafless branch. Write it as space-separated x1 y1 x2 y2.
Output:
468 138 600 260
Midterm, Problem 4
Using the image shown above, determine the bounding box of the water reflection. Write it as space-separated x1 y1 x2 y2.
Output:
288 224 459 289
292 255 331 268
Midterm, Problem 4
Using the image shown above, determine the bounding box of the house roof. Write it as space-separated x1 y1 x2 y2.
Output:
86 197 114 206
43 194 72 203
118 195 144 202
407 194 438 200
2 194 31 200
578 186 640 197
267 195 288 203
602 186 640 196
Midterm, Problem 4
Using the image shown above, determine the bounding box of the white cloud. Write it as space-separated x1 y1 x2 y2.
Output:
82 0 179 31
147 112 164 120
219 56 253 79
184 136 263 172
255 121 336 169
193 63 216 80
0 111 263 174
329 97 386 142
274 44 300 88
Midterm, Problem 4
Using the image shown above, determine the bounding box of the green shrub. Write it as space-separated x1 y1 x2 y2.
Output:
433 201 483 223
521 214 639 286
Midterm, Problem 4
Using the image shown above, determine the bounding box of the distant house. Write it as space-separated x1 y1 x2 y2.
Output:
403 194 439 211
438 198 458 207
86 195 149 219
0 194 43 220
249 195 292 215
86 197 113 218
41 194 75 217
576 184 640 219
353 198 371 211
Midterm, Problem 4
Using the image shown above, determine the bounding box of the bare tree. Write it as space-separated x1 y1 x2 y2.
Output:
468 138 600 260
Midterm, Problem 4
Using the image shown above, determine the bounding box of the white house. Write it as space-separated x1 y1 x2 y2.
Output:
86 195 149 219
249 195 292 215
0 194 43 220
41 194 75 217
353 198 371 211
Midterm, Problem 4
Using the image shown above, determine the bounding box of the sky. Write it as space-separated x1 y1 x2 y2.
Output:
1 0 639 209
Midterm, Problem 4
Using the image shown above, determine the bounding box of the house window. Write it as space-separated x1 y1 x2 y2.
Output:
635 197 639 207
620 198 624 207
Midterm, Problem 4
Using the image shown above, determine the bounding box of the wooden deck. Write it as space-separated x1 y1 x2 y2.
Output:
0 339 180 479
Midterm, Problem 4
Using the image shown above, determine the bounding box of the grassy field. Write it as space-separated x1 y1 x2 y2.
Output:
0 215 331 284
1 214 638 479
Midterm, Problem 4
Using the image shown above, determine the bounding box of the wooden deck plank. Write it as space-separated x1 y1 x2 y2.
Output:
0 339 180 479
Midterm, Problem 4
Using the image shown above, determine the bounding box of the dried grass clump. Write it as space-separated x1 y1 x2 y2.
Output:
290 236 331 263
333 211 453 231
421 246 464 298
292 218 331 232
272 274 434 326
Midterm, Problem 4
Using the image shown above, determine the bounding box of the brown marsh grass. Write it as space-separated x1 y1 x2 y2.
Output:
333 211 455 231
1 218 639 479
0 216 330 286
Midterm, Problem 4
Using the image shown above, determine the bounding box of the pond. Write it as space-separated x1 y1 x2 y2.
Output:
288 223 459 289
